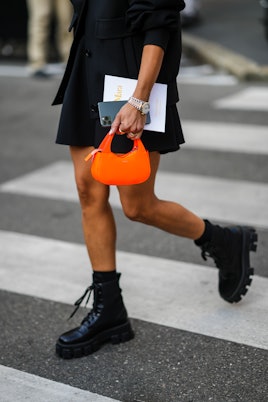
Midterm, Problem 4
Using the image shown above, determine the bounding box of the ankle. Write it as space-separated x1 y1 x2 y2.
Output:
93 270 117 283
194 219 213 246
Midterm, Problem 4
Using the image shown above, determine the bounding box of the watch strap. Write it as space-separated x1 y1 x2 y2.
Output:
128 96 150 114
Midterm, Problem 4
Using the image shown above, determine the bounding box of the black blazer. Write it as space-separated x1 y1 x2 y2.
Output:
53 0 185 112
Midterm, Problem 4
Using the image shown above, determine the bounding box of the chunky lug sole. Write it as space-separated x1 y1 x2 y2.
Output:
221 227 258 303
56 320 134 359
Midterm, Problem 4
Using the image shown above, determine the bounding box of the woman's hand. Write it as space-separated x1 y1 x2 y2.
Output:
109 103 146 140
109 45 164 140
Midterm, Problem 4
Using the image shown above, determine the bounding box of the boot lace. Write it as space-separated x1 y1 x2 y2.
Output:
201 243 230 274
68 284 95 319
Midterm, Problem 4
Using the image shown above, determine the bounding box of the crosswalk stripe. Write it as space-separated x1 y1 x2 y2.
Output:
0 64 237 87
182 120 268 154
0 64 29 77
0 365 119 402
178 64 238 86
1 161 268 228
214 87 268 111
0 63 65 78
1 230 267 350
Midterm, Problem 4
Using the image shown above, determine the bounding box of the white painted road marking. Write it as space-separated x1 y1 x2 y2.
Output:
0 63 65 78
0 63 237 86
1 161 268 228
0 231 267 350
178 64 237 86
214 87 268 111
182 120 268 154
0 365 119 402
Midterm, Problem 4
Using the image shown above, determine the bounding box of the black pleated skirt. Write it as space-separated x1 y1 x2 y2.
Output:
56 37 185 154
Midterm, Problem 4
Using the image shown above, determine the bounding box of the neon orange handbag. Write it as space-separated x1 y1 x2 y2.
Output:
85 132 151 185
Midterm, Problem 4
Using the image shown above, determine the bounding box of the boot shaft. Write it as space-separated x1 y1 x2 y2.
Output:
92 274 128 324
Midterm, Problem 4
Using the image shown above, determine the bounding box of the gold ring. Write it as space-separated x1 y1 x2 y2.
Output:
119 128 126 134
129 133 135 137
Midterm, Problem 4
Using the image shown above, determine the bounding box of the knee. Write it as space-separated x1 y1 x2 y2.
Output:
121 199 150 223
75 174 108 210
75 177 91 205
75 176 92 207
123 204 144 222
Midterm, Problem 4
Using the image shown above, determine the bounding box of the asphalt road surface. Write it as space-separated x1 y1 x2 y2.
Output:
0 60 268 402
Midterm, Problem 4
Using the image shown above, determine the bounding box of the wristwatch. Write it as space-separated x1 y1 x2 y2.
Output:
128 96 150 115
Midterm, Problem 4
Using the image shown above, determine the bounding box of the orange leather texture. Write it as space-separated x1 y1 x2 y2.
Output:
85 133 151 185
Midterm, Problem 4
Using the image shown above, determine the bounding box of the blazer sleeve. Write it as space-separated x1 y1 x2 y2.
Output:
126 0 185 51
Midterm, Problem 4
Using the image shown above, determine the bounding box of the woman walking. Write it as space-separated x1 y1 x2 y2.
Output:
53 0 257 359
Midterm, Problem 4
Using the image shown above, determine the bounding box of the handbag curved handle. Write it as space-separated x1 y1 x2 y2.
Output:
100 133 140 153
85 132 140 161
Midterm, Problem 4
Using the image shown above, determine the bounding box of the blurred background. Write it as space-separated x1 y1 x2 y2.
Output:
0 1 61 62
0 1 268 402
1 0 268 64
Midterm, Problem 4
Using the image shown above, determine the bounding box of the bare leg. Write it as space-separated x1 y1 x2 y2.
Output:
70 146 116 271
117 152 205 240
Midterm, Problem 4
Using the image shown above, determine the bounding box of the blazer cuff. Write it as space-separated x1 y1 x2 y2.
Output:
143 28 170 52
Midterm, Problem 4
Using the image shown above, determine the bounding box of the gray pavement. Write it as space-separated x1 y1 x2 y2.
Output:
182 0 268 79
1 291 267 402
1 3 268 400
0 64 268 401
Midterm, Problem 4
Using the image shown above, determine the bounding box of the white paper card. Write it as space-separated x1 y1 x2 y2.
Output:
103 75 167 132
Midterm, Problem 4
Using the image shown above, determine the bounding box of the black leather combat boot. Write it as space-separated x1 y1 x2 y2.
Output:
56 273 134 359
196 224 258 303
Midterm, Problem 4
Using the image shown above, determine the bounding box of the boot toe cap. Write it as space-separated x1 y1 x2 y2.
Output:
58 326 87 345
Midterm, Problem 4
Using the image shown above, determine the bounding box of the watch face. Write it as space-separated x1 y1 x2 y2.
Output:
142 102 150 114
